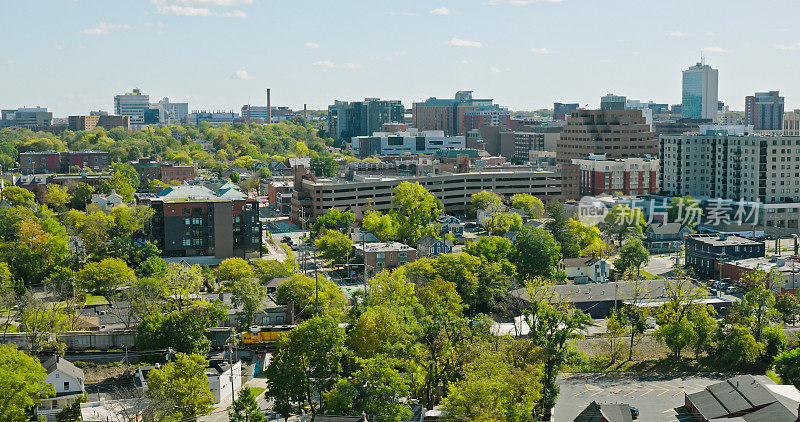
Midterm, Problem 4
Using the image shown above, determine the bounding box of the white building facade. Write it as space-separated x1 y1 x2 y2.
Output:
351 129 465 157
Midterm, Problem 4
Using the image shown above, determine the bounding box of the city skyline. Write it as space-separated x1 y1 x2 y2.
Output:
4 0 800 115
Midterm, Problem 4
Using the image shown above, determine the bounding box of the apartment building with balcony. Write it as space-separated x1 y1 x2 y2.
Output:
138 185 261 260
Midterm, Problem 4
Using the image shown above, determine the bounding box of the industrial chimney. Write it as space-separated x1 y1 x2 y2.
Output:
303 103 307 119
266 89 271 124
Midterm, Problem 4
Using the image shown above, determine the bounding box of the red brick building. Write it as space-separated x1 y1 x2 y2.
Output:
572 156 659 196
19 150 109 174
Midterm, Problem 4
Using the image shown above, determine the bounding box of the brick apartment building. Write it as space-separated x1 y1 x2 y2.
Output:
572 155 659 196
353 242 417 278
138 185 261 260
19 150 109 174
131 158 195 188
685 234 765 277
68 115 131 131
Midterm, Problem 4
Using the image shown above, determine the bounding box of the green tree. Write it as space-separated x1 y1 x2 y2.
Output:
264 315 347 418
362 210 396 242
775 292 799 325
310 156 338 177
252 259 292 283
719 325 764 367
146 353 215 421
55 394 87 422
136 303 224 357
688 305 717 358
464 236 513 263
774 348 800 389
0 345 55 421
313 230 353 266
323 380 359 416
391 182 443 245
228 387 265 422
43 185 71 211
311 209 355 238
354 355 412 422
544 201 580 259
598 204 646 246
470 190 502 217
762 325 787 362
483 211 523 236
99 171 136 202
525 300 591 419
69 183 94 210
667 196 702 228
510 193 545 219
654 316 694 359
614 238 650 278
217 258 253 283
3 186 35 207
275 273 347 318
76 257 136 298
346 305 409 359
231 278 267 327
511 227 561 281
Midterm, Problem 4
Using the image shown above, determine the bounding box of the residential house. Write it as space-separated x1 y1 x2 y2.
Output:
353 242 416 278
437 215 464 237
685 375 800 421
644 222 691 253
91 190 123 211
350 228 380 244
560 256 611 284
416 236 454 258
574 401 633 422
134 359 243 404
37 356 86 421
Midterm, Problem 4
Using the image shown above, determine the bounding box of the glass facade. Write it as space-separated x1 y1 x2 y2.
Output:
682 72 703 119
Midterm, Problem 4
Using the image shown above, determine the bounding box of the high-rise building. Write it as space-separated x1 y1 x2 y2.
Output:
327 99 404 140
660 129 800 203
412 91 497 136
745 91 784 130
572 155 659 196
151 97 189 125
783 109 800 136
556 109 656 165
600 94 626 110
0 107 52 128
114 89 150 129
682 61 719 122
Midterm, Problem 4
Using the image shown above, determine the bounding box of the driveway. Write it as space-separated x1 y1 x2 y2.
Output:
555 372 726 421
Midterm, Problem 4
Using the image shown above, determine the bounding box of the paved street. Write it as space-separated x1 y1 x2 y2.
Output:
555 372 725 421
643 255 677 276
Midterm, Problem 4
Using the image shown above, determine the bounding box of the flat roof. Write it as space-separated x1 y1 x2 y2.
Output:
688 234 762 247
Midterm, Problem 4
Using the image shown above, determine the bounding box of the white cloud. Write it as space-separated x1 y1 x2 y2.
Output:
490 66 501 73
232 69 253 79
305 42 320 49
152 0 250 17
461 59 469 64
402 11 418 16
669 31 689 37
484 0 562 5
80 22 133 35
430 6 451 15
444 37 482 47
394 50 408 56
702 46 728 53
312 61 361 70
531 47 550 54
775 44 795 51
54 44 65 51
313 60 336 69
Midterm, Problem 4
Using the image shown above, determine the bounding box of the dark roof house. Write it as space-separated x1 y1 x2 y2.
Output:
685 375 800 422
574 401 633 422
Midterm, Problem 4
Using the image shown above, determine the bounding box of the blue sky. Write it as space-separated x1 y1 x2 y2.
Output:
3 0 800 116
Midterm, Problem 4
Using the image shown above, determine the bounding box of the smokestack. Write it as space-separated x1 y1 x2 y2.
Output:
266 89 271 124
303 104 307 119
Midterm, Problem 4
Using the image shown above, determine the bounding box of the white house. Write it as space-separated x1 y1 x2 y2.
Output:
206 360 242 403
37 356 86 421
560 256 611 284
134 359 242 404
90 189 123 211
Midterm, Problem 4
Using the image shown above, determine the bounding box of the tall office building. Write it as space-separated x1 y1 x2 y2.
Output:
682 61 719 122
151 97 189 125
114 88 150 129
327 98 404 140
553 102 580 120
0 107 52 128
745 91 784 130
600 94 626 110
412 91 497 136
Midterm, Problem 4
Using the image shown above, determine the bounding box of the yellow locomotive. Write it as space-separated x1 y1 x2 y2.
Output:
241 325 295 345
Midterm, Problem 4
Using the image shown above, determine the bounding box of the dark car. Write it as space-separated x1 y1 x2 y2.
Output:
630 406 639 420
282 235 291 243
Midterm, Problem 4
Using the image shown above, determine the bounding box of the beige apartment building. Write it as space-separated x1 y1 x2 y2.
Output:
290 166 563 224
783 109 800 136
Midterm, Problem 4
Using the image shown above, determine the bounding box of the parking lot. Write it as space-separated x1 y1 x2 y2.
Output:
555 372 725 421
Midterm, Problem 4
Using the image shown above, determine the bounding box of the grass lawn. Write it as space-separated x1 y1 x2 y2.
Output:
565 353 765 375
248 387 266 398
84 295 109 306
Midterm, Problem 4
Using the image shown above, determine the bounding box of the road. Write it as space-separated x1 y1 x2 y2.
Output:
642 254 677 276
555 372 725 421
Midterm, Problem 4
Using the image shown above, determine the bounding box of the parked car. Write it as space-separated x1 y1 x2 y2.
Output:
282 235 291 243
630 406 639 420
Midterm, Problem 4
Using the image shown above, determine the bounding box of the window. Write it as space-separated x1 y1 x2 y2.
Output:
184 218 191 225
183 239 191 246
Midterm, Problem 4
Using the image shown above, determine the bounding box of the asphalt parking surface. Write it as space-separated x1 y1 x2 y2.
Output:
555 372 726 421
